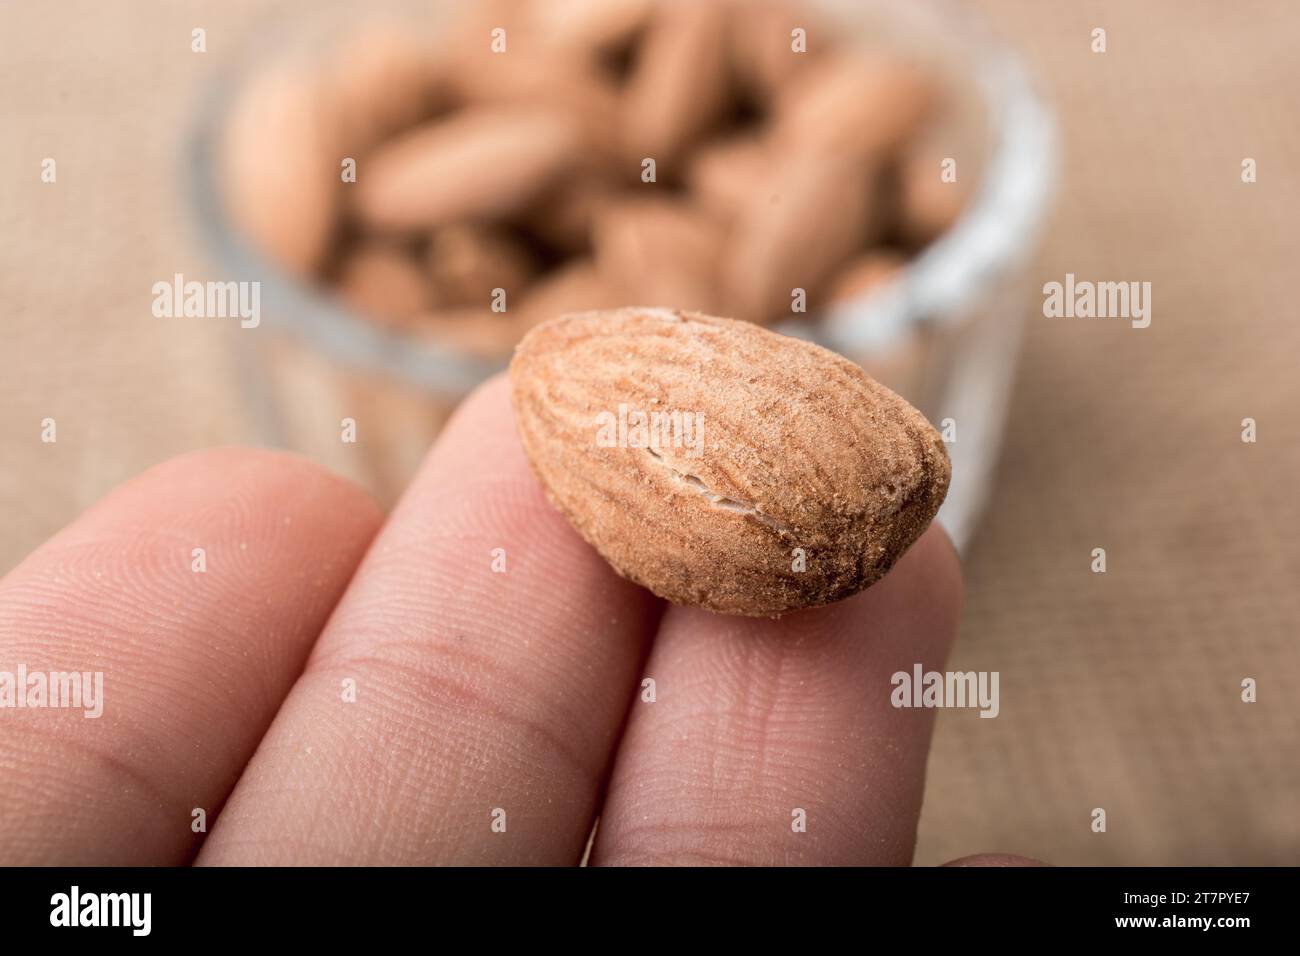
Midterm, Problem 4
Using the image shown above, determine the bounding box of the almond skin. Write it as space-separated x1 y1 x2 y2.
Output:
510 308 950 616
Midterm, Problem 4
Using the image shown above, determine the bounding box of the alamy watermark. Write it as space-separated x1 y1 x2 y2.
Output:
152 273 260 328
891 664 999 718
50 886 150 936
595 403 705 459
0 665 104 718
1043 273 1151 329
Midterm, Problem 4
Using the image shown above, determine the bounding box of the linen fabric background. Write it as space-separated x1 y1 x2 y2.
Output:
1 0 1296 865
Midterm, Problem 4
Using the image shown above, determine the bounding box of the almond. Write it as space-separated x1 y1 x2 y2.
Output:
221 63 337 277
725 0 819 104
510 307 950 616
826 250 906 304
337 241 437 323
723 154 874 324
621 2 730 169
592 198 725 313
427 224 537 307
773 53 936 162
412 307 527 361
897 148 967 246
520 177 616 254
517 258 626 329
539 0 653 55
353 108 579 231
327 25 447 153
686 133 771 222
444 50 624 177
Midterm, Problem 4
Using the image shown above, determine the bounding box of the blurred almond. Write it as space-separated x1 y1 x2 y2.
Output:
622 2 730 169
412 307 527 361
827 250 906 304
725 0 819 104
327 25 448 153
354 108 580 231
897 149 966 246
687 133 771 221
520 177 617 254
592 198 725 313
445 51 624 178
221 63 337 277
724 155 874 324
517 258 626 328
538 0 652 55
427 224 537 307
337 242 436 324
773 53 936 162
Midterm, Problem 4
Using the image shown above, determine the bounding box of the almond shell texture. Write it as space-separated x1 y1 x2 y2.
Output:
509 308 950 616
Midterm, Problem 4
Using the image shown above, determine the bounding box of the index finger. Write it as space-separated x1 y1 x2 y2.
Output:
198 376 660 865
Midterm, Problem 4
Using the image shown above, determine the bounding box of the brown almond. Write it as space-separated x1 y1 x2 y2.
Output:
517 258 626 329
592 197 725 313
327 25 448 152
531 0 653 57
444 49 624 176
353 108 579 231
337 242 437 324
686 134 771 222
621 2 730 169
520 177 617 254
427 224 537 307
773 53 936 162
725 0 821 103
723 155 874 324
412 307 527 361
898 150 967 246
509 307 950 616
827 250 907 304
221 63 337 277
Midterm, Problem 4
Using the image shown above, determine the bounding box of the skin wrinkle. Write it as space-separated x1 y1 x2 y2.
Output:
306 645 604 791
309 541 638 767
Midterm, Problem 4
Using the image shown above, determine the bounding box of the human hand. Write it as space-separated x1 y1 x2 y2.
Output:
0 375 1000 866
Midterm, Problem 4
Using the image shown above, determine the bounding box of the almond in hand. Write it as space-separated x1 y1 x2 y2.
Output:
510 308 950 616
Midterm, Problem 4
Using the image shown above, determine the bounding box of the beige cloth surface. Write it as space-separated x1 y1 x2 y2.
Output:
1 1 1297 865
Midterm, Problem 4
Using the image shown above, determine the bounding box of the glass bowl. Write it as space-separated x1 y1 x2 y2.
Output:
188 0 1056 546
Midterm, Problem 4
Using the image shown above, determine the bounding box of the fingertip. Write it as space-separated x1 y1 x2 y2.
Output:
68 446 385 541
0 446 385 864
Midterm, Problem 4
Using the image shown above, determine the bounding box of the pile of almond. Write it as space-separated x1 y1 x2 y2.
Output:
221 0 964 367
